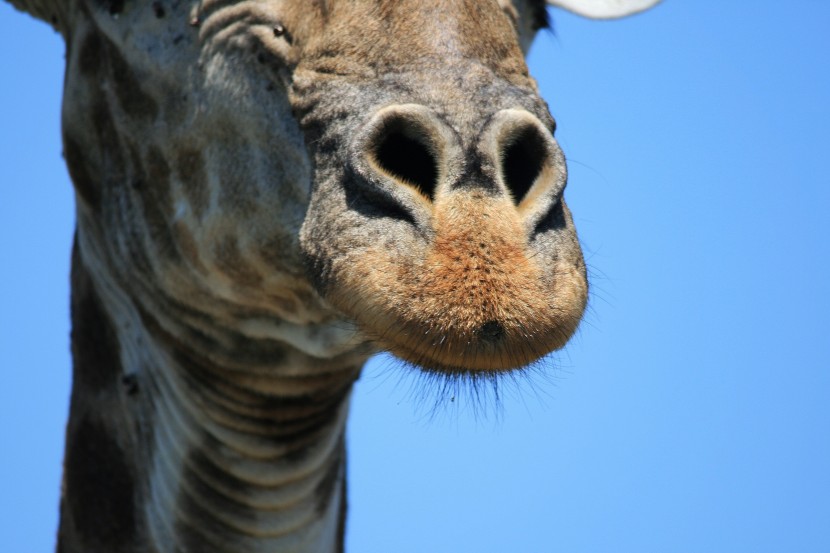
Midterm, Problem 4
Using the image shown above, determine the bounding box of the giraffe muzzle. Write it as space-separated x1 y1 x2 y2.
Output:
303 104 588 373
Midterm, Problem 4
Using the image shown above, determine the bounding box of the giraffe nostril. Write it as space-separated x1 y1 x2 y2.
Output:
477 320 505 344
369 117 439 201
500 124 549 205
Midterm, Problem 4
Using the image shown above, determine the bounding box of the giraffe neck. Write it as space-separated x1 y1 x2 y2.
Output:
59 225 367 553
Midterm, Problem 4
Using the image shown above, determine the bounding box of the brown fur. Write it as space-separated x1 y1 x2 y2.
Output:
331 189 587 372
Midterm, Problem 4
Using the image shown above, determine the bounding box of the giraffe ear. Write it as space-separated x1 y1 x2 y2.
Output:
546 0 661 19
6 0 66 34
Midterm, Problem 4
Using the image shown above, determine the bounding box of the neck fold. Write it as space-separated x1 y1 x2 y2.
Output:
61 228 365 553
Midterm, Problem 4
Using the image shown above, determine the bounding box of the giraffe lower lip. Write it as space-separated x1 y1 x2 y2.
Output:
378 330 543 374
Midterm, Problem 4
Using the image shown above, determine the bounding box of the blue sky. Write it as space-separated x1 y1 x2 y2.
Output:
1 2 829 552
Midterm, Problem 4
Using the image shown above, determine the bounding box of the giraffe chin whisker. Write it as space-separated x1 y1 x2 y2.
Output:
369 320 576 375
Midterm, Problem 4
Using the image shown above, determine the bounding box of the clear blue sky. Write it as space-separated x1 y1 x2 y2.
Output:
2 2 829 552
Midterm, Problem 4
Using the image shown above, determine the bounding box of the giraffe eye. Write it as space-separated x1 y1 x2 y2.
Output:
273 23 293 44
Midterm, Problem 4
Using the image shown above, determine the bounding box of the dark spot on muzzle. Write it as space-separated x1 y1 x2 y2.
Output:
477 320 505 344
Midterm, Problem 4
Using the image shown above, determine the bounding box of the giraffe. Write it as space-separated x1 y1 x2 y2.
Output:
6 0 660 551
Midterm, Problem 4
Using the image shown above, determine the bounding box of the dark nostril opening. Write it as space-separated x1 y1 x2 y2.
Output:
370 120 439 201
501 126 548 205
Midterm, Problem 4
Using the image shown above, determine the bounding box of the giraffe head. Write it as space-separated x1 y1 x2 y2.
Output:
22 0 656 371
